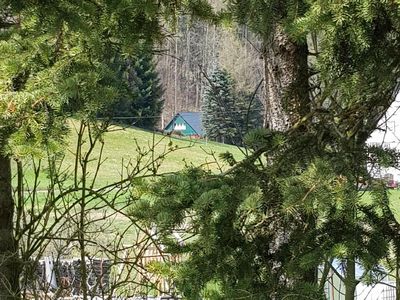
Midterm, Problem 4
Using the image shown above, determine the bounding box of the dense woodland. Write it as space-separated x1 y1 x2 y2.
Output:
156 17 264 126
1 0 400 300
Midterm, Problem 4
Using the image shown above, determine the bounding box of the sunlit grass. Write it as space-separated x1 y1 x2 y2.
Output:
17 119 245 189
388 189 400 220
361 188 400 220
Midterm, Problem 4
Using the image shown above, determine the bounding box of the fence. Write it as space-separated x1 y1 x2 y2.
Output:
29 243 181 299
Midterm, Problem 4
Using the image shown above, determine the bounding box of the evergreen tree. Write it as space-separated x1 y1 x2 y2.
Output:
109 49 164 130
0 1 213 297
133 1 400 300
235 90 263 144
202 69 263 145
202 68 237 144
131 52 164 129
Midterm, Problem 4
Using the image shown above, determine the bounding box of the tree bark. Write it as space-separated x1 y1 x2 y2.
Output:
263 24 309 131
344 258 357 300
262 24 316 291
0 154 19 299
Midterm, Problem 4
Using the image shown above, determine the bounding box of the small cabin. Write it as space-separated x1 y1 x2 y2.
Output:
164 112 203 137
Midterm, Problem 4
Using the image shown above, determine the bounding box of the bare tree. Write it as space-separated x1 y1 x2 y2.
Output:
12 119 196 299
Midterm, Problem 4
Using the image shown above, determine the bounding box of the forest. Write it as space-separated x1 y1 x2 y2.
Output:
1 0 400 300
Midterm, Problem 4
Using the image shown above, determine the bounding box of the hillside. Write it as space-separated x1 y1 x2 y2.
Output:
20 120 245 188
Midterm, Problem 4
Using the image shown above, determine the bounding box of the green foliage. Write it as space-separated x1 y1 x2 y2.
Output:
295 1 400 147
202 68 236 144
367 145 400 169
236 90 264 143
104 48 164 130
3 0 400 299
202 68 263 145
135 0 400 299
132 123 400 299
227 0 309 39
0 0 216 157
131 167 268 299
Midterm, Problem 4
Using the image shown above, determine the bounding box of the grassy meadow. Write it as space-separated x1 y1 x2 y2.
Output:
16 120 246 256
389 190 400 221
17 120 400 222
15 120 400 264
18 119 245 189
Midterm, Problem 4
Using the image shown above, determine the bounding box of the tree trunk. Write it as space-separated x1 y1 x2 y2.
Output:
344 258 357 300
262 23 317 291
0 155 19 299
263 24 309 131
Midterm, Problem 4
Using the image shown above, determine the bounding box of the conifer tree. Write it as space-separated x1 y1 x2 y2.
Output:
109 49 164 130
133 1 400 300
235 90 263 144
202 69 263 145
202 68 237 144
131 52 164 129
0 1 214 298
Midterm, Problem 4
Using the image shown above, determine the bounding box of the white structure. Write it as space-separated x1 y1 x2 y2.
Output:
173 123 187 131
356 279 396 300
367 94 400 182
324 262 396 300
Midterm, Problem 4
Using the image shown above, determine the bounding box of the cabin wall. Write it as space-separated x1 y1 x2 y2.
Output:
165 116 198 136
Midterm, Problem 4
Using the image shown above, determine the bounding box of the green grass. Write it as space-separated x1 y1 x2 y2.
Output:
361 189 400 221
19 120 245 189
387 189 400 220
17 121 246 256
